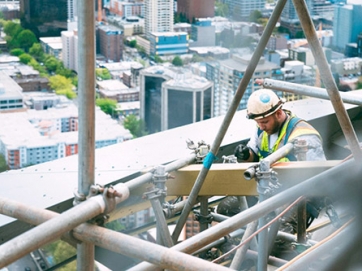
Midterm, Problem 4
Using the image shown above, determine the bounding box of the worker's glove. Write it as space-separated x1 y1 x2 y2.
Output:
234 144 251 161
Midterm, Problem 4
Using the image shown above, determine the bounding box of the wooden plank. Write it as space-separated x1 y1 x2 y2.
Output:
166 160 341 196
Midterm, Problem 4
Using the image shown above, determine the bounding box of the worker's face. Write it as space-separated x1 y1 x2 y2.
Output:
255 113 280 135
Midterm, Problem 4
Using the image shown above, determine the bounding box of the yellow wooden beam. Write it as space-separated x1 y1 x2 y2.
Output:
166 160 341 196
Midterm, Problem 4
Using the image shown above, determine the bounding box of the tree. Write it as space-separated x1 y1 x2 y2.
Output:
215 1 229 17
28 58 47 76
295 31 305 39
45 240 76 271
56 89 77 99
0 154 7 172
249 10 262 23
123 114 147 138
96 68 111 80
29 43 44 61
96 98 117 116
3 21 22 37
129 39 137 48
49 74 74 94
172 56 183 67
10 48 25 56
19 53 33 64
3 21 23 49
191 54 203 63
105 220 126 231
154 55 163 63
45 56 60 73
16 29 37 52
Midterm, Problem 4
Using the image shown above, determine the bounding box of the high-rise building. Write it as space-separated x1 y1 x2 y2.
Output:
358 34 362 58
97 25 123 62
333 3 362 52
140 66 213 134
149 32 188 56
109 0 144 18
224 0 266 21
144 0 174 38
206 55 282 117
177 0 215 22
61 30 78 72
190 19 216 47
280 0 313 38
312 0 334 20
19 0 68 38
67 0 77 31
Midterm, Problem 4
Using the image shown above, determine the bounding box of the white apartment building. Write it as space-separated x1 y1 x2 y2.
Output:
61 30 78 72
0 104 132 169
0 71 24 112
144 0 174 38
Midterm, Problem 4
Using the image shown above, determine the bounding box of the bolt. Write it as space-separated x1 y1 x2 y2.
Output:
106 187 122 198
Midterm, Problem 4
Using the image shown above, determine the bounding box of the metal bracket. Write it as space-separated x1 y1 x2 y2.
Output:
293 139 308 161
291 242 312 254
83 184 123 225
194 210 213 224
255 168 280 197
222 155 237 164
186 139 210 163
325 202 342 228
143 187 167 200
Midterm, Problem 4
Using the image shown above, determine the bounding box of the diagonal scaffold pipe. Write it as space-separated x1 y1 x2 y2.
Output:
171 0 289 244
292 0 362 162
128 158 361 271
1 159 360 270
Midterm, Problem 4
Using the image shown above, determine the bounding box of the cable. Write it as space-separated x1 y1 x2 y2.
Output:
212 196 303 263
276 217 355 271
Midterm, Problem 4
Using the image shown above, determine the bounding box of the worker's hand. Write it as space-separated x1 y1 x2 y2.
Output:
234 144 251 161
255 78 264 85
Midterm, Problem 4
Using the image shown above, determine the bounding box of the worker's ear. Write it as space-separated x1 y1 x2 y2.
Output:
275 109 283 119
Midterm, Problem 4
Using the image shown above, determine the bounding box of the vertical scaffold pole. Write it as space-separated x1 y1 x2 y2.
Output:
77 0 96 269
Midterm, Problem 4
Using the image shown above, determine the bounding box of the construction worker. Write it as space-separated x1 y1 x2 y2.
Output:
234 87 326 163
233 87 329 236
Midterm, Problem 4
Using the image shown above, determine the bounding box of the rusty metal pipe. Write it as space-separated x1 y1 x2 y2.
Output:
0 182 129 268
128 159 360 271
171 0 288 243
292 0 362 162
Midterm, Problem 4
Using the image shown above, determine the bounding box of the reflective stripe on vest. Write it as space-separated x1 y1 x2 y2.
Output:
257 116 321 161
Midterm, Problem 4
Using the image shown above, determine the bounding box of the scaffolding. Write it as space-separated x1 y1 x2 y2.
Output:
1 0 362 270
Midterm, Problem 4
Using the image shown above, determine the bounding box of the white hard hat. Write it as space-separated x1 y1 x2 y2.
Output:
246 89 284 119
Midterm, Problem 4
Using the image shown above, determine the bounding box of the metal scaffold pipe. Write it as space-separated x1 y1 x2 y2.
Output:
0 197 105 267
0 183 129 268
77 0 96 268
260 78 362 106
0 160 360 270
171 0 289 244
0 198 229 271
292 0 362 162
128 159 360 271
125 153 196 191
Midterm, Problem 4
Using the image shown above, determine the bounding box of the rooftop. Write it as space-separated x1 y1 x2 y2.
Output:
0 70 23 99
